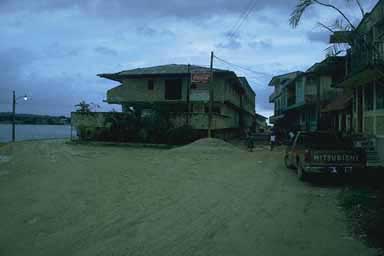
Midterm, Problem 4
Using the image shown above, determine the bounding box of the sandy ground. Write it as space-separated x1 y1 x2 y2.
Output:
0 139 378 256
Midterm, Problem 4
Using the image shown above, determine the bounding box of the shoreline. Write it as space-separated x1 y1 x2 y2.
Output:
0 123 70 126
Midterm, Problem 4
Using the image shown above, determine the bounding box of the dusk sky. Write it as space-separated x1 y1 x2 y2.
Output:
0 0 378 118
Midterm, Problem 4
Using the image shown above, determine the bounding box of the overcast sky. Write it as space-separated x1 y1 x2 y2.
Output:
0 0 378 117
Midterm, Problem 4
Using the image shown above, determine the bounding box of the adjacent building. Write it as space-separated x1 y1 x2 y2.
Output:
330 0 384 161
268 57 345 133
255 113 268 132
98 64 256 135
268 71 303 130
331 0 384 136
269 0 384 163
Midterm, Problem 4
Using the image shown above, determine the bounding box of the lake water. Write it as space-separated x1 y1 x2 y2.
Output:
0 124 74 142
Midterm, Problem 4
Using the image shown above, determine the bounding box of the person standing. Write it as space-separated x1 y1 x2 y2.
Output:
289 131 295 144
247 134 254 152
270 131 276 151
245 128 254 152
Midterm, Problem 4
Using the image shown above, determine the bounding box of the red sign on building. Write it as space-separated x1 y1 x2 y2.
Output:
191 72 211 84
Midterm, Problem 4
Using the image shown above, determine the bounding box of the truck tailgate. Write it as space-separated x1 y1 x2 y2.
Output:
311 150 363 164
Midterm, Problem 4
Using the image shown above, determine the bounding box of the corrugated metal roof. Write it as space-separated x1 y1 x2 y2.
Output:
306 56 346 74
268 71 303 86
255 113 267 120
238 77 256 95
98 64 230 79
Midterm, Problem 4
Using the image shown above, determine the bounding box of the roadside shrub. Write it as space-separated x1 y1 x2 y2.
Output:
140 110 171 144
167 125 196 145
77 126 94 140
339 169 384 252
107 113 138 142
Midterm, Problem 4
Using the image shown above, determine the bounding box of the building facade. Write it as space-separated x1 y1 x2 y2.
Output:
98 64 256 133
269 57 345 133
331 0 384 161
333 0 384 136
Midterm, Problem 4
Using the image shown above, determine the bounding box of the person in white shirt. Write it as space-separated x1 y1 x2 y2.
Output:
288 131 295 143
270 133 276 151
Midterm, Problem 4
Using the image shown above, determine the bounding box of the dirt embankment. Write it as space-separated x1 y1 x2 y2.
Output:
0 139 378 256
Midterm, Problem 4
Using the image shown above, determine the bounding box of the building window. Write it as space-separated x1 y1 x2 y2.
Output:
165 79 182 100
296 79 304 103
193 103 204 113
376 84 384 109
364 83 374 111
204 105 221 114
147 80 154 90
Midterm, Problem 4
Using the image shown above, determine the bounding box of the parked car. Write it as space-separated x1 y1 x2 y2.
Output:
284 131 366 180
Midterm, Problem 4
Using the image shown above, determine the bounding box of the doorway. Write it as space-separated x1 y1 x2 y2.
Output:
357 87 363 133
165 79 182 100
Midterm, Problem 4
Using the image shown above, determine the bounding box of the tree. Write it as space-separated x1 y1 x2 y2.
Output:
289 0 365 56
290 0 365 30
75 101 100 113
75 101 91 113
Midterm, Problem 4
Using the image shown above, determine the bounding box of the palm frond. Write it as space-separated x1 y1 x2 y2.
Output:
325 43 348 57
354 0 365 17
289 0 315 28
316 22 334 33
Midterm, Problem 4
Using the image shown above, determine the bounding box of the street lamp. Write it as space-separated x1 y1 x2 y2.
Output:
12 90 28 142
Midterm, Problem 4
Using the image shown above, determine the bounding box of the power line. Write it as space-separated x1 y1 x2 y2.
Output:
226 0 258 41
213 54 266 77
226 0 255 40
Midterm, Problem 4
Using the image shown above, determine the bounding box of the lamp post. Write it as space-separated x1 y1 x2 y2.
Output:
12 90 28 142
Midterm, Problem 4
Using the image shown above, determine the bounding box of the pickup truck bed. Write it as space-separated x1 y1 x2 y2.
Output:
284 131 366 180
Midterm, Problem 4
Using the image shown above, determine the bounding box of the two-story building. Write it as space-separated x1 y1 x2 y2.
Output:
331 0 384 161
269 57 345 133
98 64 256 135
268 71 303 130
332 0 384 135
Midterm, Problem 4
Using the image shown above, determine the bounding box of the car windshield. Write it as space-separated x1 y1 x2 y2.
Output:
301 133 353 149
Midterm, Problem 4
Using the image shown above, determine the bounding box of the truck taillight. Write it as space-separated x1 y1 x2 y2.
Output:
304 150 310 162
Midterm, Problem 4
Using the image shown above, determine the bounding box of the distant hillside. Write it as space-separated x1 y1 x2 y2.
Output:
0 113 70 125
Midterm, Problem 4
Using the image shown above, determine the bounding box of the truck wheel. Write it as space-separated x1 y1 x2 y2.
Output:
297 164 307 181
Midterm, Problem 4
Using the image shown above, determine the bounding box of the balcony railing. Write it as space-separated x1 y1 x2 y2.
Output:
350 41 384 73
269 91 277 102
373 41 384 64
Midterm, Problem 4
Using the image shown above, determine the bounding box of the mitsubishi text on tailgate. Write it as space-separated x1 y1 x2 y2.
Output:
284 131 366 181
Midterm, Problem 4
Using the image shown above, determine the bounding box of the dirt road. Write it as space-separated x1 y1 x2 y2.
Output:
0 139 377 255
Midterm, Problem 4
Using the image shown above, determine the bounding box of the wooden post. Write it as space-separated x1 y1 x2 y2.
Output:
316 77 321 130
70 115 73 141
373 80 377 135
208 51 214 138
12 91 16 142
362 86 365 133
186 64 191 125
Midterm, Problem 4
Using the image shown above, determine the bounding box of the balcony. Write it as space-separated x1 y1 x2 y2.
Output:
286 95 316 110
350 41 384 73
269 114 285 124
329 31 353 44
269 89 282 102
269 91 277 102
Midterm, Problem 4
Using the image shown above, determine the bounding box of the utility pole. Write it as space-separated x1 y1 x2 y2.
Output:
12 90 16 142
186 64 191 125
208 51 214 138
316 77 321 130
11 91 28 142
